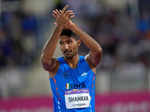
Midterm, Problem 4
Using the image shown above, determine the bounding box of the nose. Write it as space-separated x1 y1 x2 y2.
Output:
64 44 69 50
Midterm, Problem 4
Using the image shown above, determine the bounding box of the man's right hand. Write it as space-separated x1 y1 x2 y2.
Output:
52 5 75 27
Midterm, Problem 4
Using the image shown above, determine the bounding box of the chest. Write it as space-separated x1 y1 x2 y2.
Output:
56 65 92 90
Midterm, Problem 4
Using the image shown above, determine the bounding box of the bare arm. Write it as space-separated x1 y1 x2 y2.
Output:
41 6 67 73
50 7 102 70
41 5 75 75
41 25 63 72
69 22 102 68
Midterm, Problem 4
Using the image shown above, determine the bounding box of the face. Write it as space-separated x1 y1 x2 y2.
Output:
59 36 80 59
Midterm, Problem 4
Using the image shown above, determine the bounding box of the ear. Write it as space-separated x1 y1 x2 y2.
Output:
77 40 81 47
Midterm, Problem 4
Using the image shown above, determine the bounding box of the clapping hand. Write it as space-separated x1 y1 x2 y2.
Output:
52 5 75 28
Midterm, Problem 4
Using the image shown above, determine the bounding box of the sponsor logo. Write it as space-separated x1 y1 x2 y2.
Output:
81 72 87 76
66 82 86 89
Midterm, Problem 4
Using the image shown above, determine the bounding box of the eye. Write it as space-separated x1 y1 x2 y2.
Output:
59 41 64 45
67 40 72 44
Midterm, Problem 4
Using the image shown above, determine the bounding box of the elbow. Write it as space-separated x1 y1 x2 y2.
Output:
41 54 56 71
97 46 103 56
41 59 52 71
95 47 103 65
41 54 50 71
41 54 46 66
42 63 51 71
99 46 103 53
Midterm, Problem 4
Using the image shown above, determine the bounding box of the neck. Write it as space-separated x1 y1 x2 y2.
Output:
65 55 79 68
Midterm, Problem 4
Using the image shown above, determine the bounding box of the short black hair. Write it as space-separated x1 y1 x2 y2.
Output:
60 29 75 37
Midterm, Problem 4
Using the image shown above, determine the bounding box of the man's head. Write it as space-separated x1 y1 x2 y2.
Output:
59 29 81 59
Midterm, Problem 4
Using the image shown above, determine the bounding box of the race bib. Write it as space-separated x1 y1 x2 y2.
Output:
65 89 91 109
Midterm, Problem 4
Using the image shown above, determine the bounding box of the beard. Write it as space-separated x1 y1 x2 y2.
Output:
65 55 74 59
63 49 77 60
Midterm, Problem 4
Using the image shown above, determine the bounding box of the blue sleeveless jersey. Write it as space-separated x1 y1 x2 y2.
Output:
49 56 96 112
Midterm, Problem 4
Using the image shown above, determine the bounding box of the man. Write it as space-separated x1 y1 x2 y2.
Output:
41 5 102 112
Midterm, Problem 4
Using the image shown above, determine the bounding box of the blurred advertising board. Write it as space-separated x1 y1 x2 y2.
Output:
0 91 150 112
0 96 53 112
95 91 150 112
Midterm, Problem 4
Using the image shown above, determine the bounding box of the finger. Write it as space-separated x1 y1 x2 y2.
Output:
52 10 57 16
56 9 61 16
53 10 58 14
70 15 75 18
67 12 75 17
64 11 75 19
65 10 75 15
70 12 75 18
66 13 75 17
53 10 59 16
52 10 60 18
62 5 69 12
63 12 69 19
66 10 74 13
69 13 75 18
68 12 75 16
59 10 63 14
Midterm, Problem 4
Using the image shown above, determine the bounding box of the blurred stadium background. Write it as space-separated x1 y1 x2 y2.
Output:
0 0 150 112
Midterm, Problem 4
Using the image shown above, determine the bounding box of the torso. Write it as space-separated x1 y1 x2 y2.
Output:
49 56 96 112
